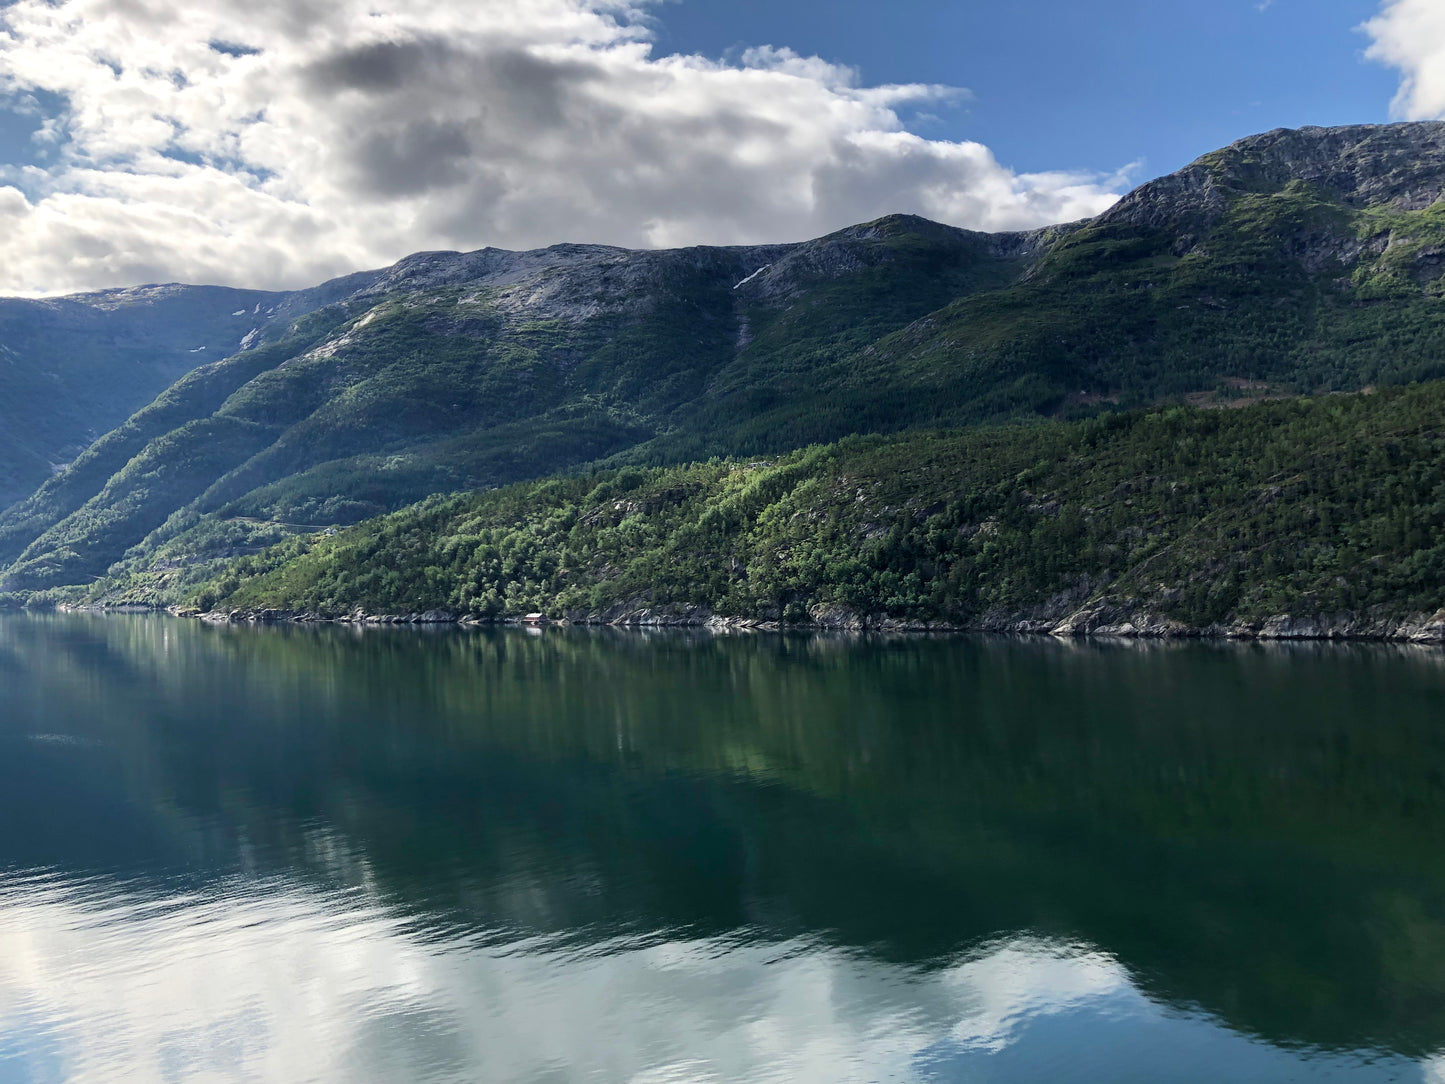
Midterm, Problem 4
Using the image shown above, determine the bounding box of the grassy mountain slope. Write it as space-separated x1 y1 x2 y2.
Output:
0 285 282 508
0 267 390 511
5 121 1445 596
0 219 1029 590
119 382 1445 637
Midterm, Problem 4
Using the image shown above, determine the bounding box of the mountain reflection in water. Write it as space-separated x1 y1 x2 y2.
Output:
1 614 1444 1082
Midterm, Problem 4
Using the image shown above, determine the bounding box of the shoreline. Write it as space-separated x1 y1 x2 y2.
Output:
94 602 1445 644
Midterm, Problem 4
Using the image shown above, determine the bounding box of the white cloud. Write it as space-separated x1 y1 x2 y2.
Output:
1364 0 1445 120
4 868 1422 1082
0 0 1127 295
0 868 1144 1083
3 863 1433 1082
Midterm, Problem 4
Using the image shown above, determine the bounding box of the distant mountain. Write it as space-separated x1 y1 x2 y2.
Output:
0 285 277 508
0 269 388 508
4 121 1445 596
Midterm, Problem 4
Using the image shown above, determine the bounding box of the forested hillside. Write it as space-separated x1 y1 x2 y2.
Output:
4 122 1445 606
70 383 1441 640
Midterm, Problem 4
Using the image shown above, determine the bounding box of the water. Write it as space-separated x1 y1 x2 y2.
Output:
1 614 1445 1083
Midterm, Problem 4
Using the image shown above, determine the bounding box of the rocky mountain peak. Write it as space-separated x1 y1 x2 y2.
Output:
1102 121 1445 233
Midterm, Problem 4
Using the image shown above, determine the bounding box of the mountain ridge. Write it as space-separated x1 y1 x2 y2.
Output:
3 121 1445 601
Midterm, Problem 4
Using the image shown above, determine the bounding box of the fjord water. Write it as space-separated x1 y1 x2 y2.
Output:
3 616 1445 1082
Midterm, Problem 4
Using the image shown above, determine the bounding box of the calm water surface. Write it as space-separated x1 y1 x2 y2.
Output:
2 614 1445 1082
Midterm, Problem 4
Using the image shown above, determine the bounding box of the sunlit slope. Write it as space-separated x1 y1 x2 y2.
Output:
152 382 1445 634
6 122 1445 593
641 124 1445 456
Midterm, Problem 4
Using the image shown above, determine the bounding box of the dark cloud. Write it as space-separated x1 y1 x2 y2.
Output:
304 38 445 94
304 36 594 129
351 118 475 196
308 38 611 198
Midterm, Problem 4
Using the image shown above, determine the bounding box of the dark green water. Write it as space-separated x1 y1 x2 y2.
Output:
3 614 1445 1082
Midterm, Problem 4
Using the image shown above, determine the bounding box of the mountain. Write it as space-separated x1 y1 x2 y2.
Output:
4 120 1445 598
0 269 400 511
0 285 275 508
169 380 1445 639
0 220 1045 591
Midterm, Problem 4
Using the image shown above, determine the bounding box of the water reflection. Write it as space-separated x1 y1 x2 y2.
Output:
1 614 1445 1081
0 872 1426 1083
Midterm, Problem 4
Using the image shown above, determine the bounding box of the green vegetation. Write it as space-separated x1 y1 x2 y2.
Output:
9 127 1445 597
182 383 1445 629
850 188 1445 423
0 304 364 585
0 284 304 508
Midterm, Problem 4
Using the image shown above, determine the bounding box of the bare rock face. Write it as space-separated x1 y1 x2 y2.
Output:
977 601 1445 644
1237 610 1445 643
1103 122 1445 235
1411 610 1445 643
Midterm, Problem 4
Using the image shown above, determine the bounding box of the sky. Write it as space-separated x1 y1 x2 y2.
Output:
0 0 1439 296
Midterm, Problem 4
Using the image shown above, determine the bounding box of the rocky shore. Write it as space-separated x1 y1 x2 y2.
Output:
173 599 1445 644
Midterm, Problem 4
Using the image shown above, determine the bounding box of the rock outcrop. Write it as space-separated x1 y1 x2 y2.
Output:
1104 122 1445 235
182 601 1445 645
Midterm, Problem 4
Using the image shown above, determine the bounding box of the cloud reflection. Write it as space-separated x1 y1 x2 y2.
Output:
0 870 1427 1083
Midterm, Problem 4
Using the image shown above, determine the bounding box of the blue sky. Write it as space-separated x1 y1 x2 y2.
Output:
0 1 1398 185
0 0 1436 294
653 0 1402 181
